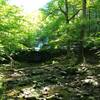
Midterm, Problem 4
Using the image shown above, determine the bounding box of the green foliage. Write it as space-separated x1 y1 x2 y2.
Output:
38 0 100 50
0 2 36 54
0 0 100 55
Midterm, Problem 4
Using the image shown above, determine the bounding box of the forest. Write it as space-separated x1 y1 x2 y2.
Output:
0 0 100 99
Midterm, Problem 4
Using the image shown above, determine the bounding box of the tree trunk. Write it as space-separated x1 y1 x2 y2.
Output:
80 0 87 64
64 0 69 23
82 0 87 17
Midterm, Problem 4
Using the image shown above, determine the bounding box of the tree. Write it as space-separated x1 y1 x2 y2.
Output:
0 1 36 55
79 0 87 63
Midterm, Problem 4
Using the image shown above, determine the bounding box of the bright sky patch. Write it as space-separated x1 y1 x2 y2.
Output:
8 0 50 13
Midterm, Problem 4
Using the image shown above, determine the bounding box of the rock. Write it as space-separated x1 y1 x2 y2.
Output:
24 96 37 100
0 55 11 64
11 49 67 63
3 80 18 90
19 87 40 99
82 78 99 86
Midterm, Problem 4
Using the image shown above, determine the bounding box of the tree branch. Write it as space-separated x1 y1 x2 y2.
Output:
58 2 66 16
69 9 82 21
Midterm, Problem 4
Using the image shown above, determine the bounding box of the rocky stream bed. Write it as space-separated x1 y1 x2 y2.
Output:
0 56 100 100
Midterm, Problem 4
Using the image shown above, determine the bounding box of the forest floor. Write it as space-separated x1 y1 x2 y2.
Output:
0 56 100 100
